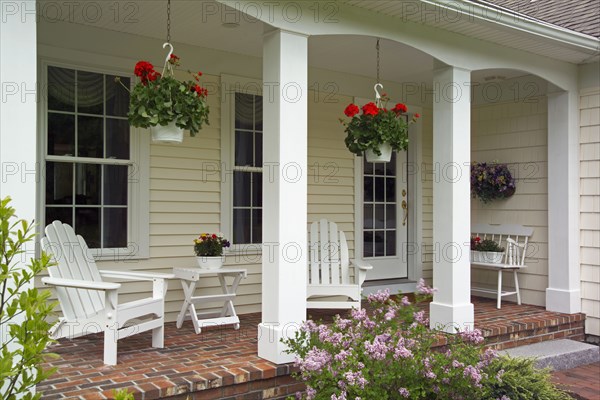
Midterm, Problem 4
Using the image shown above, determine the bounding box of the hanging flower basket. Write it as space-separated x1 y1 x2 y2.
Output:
471 162 516 203
117 45 210 144
341 88 420 163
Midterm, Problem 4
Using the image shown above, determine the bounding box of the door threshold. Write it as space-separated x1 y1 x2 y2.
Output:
362 278 417 296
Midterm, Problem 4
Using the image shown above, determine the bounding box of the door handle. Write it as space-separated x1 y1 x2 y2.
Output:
402 200 408 226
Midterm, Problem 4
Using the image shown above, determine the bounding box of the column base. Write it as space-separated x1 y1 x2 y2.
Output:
429 301 474 333
257 322 300 364
546 288 581 314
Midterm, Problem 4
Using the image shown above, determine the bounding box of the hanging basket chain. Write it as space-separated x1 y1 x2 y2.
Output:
374 38 383 107
162 0 174 77
167 0 171 43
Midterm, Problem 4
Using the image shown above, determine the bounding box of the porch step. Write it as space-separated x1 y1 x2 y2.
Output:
503 339 600 371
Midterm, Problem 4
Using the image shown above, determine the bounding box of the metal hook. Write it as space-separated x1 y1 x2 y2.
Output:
163 42 174 63
374 83 383 106
162 42 174 76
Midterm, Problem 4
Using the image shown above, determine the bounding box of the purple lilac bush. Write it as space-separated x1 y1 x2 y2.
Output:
284 280 502 400
471 162 516 203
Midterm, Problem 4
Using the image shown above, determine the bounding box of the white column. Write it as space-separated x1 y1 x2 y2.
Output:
429 66 474 333
258 29 308 364
546 90 581 313
0 1 38 397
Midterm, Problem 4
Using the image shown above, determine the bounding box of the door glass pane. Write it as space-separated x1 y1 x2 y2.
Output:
386 204 396 229
104 208 127 248
374 231 385 257
75 208 100 248
104 165 128 205
385 153 396 176
363 204 373 229
48 66 75 112
364 177 373 202
375 204 385 229
386 231 396 256
46 162 73 204
78 116 103 158
47 113 75 156
75 164 100 205
363 231 373 257
375 177 385 202
255 95 263 131
78 71 104 115
254 132 263 167
386 177 396 202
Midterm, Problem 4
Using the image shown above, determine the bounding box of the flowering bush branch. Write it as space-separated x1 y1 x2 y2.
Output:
117 54 209 135
284 280 500 399
341 94 420 156
471 162 516 203
193 233 230 257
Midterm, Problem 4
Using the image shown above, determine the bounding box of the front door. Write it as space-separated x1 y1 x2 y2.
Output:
360 151 409 280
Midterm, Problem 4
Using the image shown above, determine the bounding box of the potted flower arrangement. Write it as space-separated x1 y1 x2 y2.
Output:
471 236 505 263
193 233 230 270
471 162 516 203
118 52 210 143
341 94 420 163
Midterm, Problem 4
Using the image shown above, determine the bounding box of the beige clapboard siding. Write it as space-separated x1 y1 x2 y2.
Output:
421 109 434 282
471 97 549 306
580 88 600 336
308 92 356 253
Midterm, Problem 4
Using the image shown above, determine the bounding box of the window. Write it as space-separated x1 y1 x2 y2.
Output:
43 64 141 252
232 92 263 244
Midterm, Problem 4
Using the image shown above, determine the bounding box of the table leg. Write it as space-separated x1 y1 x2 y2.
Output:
176 280 197 329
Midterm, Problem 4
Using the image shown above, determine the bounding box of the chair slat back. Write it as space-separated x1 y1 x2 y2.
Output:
308 219 351 286
471 223 534 266
43 221 105 319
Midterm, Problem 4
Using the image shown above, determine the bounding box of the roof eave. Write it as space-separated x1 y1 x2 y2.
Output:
422 0 599 54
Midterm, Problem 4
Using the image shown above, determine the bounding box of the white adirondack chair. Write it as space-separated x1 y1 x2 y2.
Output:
41 221 174 365
307 219 372 309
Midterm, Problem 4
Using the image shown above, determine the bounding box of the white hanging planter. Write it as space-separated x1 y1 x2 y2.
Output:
195 256 224 270
151 121 184 144
365 143 393 163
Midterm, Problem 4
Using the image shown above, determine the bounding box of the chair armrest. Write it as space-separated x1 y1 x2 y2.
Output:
350 259 373 271
99 270 175 281
42 277 121 291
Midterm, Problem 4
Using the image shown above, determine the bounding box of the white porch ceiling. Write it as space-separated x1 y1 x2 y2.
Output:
54 0 551 85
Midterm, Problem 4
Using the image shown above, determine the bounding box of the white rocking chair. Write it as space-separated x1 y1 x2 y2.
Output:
307 219 372 309
41 220 174 365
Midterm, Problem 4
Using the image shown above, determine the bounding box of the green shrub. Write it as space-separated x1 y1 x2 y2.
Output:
485 356 571 400
0 197 56 399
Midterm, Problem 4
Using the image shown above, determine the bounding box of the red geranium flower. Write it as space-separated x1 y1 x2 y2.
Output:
212 234 217 239
344 104 359 117
392 103 408 114
362 102 379 116
415 113 420 118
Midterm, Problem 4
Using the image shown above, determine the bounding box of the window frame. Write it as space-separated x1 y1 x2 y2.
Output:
38 59 150 260
220 74 263 254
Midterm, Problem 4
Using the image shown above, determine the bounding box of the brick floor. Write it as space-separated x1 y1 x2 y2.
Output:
38 297 586 399
552 362 600 400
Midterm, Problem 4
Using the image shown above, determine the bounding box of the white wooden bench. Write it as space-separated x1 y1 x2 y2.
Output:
471 223 534 309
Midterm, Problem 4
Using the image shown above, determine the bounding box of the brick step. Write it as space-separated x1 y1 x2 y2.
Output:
503 339 600 371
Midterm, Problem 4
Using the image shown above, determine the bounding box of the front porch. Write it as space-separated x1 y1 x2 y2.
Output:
38 297 585 400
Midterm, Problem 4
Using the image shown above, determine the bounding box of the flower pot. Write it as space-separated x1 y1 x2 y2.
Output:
195 256 224 270
365 143 393 163
151 121 184 143
471 251 504 264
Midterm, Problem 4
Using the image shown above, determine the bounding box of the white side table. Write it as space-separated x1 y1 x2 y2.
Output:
173 267 247 334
